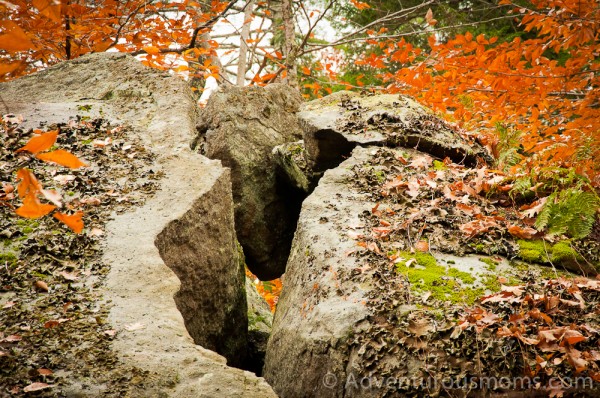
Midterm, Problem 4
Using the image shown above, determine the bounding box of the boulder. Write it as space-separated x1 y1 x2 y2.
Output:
194 84 304 280
265 144 599 396
299 91 492 172
1 53 275 397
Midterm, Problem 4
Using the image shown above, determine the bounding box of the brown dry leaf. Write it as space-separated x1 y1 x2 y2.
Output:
124 322 146 331
415 240 429 252
3 301 15 309
34 280 49 292
520 197 548 218
23 382 53 392
44 320 60 329
53 174 76 185
89 227 104 237
409 154 432 170
562 329 587 346
41 189 63 207
60 271 78 281
2 335 21 343
408 318 433 336
507 224 538 239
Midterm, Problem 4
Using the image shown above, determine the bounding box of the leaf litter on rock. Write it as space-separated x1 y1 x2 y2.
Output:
1 115 161 396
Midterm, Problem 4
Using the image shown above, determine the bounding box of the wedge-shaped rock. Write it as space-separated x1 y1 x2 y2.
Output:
300 91 492 172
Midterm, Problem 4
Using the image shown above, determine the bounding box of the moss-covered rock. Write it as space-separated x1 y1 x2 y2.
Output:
517 239 597 275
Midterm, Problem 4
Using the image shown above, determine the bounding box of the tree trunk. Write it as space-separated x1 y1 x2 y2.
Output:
236 0 254 86
281 0 297 88
189 31 224 98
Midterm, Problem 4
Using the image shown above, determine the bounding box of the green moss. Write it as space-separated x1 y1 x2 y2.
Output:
550 241 582 263
0 252 17 265
517 239 549 263
516 239 594 273
432 160 447 171
448 267 476 284
479 257 498 271
473 243 486 253
481 274 502 293
395 252 479 304
373 170 386 183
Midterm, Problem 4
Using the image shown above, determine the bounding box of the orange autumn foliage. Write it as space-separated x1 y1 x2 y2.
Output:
0 0 229 81
363 0 600 187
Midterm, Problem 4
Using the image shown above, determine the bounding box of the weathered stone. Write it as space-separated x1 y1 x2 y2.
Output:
1 53 276 397
299 91 492 172
264 148 373 398
195 84 304 280
264 145 595 397
155 169 248 368
272 140 318 193
246 277 273 376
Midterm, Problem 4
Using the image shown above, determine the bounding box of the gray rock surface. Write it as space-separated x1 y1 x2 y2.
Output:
264 148 373 397
264 146 582 397
246 277 273 376
1 53 275 397
299 91 492 172
272 140 317 193
195 84 304 280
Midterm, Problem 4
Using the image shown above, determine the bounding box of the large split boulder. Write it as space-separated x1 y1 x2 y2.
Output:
0 53 275 397
264 94 600 397
194 84 304 280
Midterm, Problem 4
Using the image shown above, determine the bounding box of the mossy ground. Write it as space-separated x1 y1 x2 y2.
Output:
394 251 488 305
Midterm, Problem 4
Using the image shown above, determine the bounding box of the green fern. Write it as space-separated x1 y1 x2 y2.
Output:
535 188 599 239
495 122 523 172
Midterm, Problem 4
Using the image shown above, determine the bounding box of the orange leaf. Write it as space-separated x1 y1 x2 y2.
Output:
16 169 42 198
0 61 22 76
53 211 84 233
0 21 34 51
15 194 56 218
17 130 58 154
36 150 88 169
143 46 160 54
32 0 62 23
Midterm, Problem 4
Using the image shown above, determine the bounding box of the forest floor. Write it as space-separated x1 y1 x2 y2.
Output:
0 115 161 396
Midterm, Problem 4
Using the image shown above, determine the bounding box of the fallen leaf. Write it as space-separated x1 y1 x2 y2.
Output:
409 154 432 170
53 211 84 233
36 149 88 169
415 240 429 252
408 318 433 336
34 280 49 292
2 335 21 342
44 320 60 329
59 271 78 281
16 130 58 154
124 322 145 331
507 224 538 239
23 382 53 392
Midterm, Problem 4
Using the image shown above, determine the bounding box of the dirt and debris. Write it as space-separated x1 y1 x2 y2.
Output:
1 114 160 396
